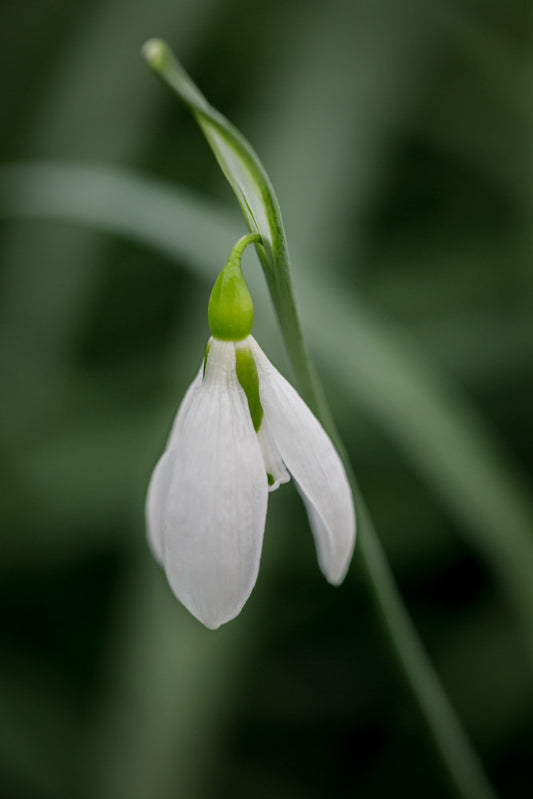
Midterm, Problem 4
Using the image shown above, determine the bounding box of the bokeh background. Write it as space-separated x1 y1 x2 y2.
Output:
1 0 532 797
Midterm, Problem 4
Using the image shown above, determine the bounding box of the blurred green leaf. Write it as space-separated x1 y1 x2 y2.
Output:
83 561 262 799
2 164 532 671
0 119 507 797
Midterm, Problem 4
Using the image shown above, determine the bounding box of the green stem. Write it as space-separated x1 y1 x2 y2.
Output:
143 41 498 799
261 248 498 799
230 232 262 260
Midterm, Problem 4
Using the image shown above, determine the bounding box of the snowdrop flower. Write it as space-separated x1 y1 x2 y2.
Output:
146 234 355 628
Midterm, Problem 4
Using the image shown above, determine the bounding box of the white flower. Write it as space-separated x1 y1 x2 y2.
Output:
146 334 356 629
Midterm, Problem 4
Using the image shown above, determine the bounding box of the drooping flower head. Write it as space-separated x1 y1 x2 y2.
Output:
146 234 355 628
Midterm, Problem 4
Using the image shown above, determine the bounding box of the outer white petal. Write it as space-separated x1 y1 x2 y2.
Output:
158 339 268 629
146 364 204 563
166 364 204 449
250 337 355 585
146 449 174 564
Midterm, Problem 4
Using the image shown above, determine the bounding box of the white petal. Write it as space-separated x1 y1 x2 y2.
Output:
146 449 173 564
165 364 204 449
157 339 268 629
250 337 355 584
146 364 204 563
256 419 290 492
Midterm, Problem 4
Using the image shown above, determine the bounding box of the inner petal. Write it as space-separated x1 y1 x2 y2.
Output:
256 419 290 492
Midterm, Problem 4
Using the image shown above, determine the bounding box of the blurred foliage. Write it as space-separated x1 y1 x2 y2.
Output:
0 1 532 798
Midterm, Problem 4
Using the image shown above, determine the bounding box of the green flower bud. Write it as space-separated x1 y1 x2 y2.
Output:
208 234 261 340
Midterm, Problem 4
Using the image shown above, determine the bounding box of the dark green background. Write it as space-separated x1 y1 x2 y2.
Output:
1 1 532 797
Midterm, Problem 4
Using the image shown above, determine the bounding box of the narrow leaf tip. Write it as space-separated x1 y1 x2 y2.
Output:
142 38 169 70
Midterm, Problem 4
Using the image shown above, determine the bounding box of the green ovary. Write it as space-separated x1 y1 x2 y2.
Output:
208 233 260 340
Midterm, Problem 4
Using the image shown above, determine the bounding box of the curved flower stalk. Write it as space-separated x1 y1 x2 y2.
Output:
142 40 497 799
146 234 355 628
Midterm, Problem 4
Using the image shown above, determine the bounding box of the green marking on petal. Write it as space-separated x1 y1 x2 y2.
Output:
235 346 263 431
203 340 211 377
267 473 275 486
